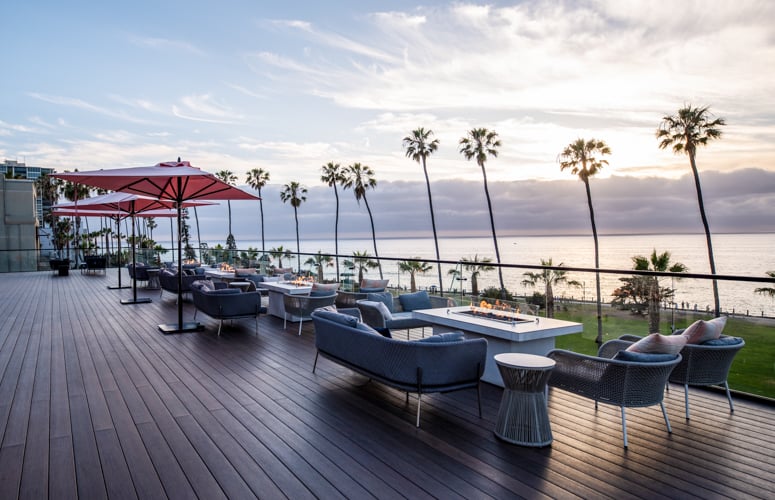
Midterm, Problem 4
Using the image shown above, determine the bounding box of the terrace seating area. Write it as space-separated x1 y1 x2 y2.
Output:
0 269 773 498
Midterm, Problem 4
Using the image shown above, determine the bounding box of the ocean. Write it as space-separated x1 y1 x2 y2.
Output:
157 233 775 317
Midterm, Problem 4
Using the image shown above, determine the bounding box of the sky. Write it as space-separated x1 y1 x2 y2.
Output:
2 0 775 242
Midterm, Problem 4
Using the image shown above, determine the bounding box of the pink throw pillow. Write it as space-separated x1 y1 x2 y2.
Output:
681 316 727 344
626 333 687 355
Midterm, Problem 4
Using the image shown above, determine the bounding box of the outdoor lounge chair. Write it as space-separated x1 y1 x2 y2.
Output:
282 292 337 336
356 291 455 339
547 339 682 448
619 333 745 419
191 285 266 336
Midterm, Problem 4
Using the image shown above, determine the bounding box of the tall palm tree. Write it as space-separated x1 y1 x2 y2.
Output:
305 251 334 283
403 127 443 295
657 105 726 317
448 255 495 296
269 246 292 269
521 258 581 318
246 168 270 259
558 138 611 344
632 250 687 333
280 181 308 273
215 170 238 251
320 162 345 282
342 163 382 279
60 177 91 265
459 128 504 295
398 258 433 293
343 250 379 286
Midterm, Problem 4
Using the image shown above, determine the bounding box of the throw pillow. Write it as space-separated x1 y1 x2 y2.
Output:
360 278 389 290
366 292 394 313
417 331 465 343
398 291 432 312
682 316 727 344
355 322 381 335
614 350 679 362
626 333 687 355
312 282 340 292
191 279 214 292
361 300 393 320
315 309 358 328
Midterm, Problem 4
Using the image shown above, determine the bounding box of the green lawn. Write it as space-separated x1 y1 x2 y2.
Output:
552 303 775 399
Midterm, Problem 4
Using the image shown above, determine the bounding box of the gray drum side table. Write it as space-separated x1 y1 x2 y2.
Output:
494 353 555 447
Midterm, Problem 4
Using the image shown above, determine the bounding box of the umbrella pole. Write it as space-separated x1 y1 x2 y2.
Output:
122 201 151 304
159 191 201 333
108 215 130 289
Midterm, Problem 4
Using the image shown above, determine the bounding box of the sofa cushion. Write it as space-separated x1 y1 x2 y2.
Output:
416 331 465 343
355 322 382 335
367 292 394 313
312 282 340 292
702 336 743 346
614 350 679 362
626 333 687 354
682 316 727 344
398 291 432 312
315 309 359 328
191 280 214 292
206 288 241 295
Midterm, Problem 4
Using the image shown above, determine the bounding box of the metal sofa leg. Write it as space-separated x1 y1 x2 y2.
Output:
724 381 735 413
620 406 628 448
661 402 672 434
312 351 319 373
297 317 303 336
217 320 223 337
416 393 422 428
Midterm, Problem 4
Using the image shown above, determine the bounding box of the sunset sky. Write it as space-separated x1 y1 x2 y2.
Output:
3 1 775 240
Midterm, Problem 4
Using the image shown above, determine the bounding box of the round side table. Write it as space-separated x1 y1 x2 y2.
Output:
493 352 555 447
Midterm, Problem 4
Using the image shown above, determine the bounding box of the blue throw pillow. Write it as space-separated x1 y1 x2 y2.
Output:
194 267 206 275
367 292 394 313
398 291 432 311
359 287 385 293
614 350 678 362
417 331 465 343
315 309 358 328
355 322 381 335
702 336 743 346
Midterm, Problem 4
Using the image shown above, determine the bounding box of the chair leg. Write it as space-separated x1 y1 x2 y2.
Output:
217 320 223 337
724 381 735 413
283 313 287 330
620 406 628 449
684 383 691 420
297 317 303 336
661 402 672 434
477 383 482 418
254 317 259 336
312 351 319 373
416 393 422 428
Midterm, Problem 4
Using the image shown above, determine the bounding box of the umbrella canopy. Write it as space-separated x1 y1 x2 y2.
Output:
52 161 260 333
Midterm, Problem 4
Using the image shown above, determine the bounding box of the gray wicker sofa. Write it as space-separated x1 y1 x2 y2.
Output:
311 309 487 427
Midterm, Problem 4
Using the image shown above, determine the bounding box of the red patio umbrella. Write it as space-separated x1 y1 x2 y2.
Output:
52 161 259 333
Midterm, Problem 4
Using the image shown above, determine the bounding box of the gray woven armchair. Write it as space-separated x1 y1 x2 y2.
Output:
547 339 682 448
619 333 745 420
283 292 338 336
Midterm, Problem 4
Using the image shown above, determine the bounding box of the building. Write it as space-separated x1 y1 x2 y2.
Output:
1 159 55 222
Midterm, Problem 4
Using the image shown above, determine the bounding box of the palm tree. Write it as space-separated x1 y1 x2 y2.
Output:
280 181 308 273
459 128 504 295
342 163 382 279
754 271 775 298
60 177 91 265
657 105 726 317
558 138 611 344
305 251 334 283
521 258 581 318
320 162 345 281
403 128 443 295
269 246 292 269
246 168 270 259
343 250 379 286
215 170 238 251
632 250 687 333
398 258 433 293
448 255 495 296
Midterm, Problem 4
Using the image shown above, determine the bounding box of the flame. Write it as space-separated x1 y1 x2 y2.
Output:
469 299 521 320
288 276 314 286
219 263 234 271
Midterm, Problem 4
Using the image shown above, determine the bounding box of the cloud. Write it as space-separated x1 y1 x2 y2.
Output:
26 93 155 125
127 35 206 57
171 94 243 124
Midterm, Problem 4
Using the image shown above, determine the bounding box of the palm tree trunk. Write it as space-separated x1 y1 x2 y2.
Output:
584 179 604 344
293 207 301 273
648 277 660 332
410 272 417 293
193 207 202 263
334 186 340 282
362 195 383 280
422 158 443 295
479 163 505 295
546 282 555 318
689 152 720 317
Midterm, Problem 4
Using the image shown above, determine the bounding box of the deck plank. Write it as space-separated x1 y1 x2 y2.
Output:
0 270 773 499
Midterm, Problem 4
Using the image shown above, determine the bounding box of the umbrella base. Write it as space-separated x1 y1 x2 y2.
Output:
108 285 131 290
158 322 203 334
121 298 153 305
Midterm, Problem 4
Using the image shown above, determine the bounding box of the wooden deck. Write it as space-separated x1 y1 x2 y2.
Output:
0 269 773 499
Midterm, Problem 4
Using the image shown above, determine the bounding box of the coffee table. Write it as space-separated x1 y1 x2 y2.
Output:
494 353 555 446
412 306 581 386
258 281 312 320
